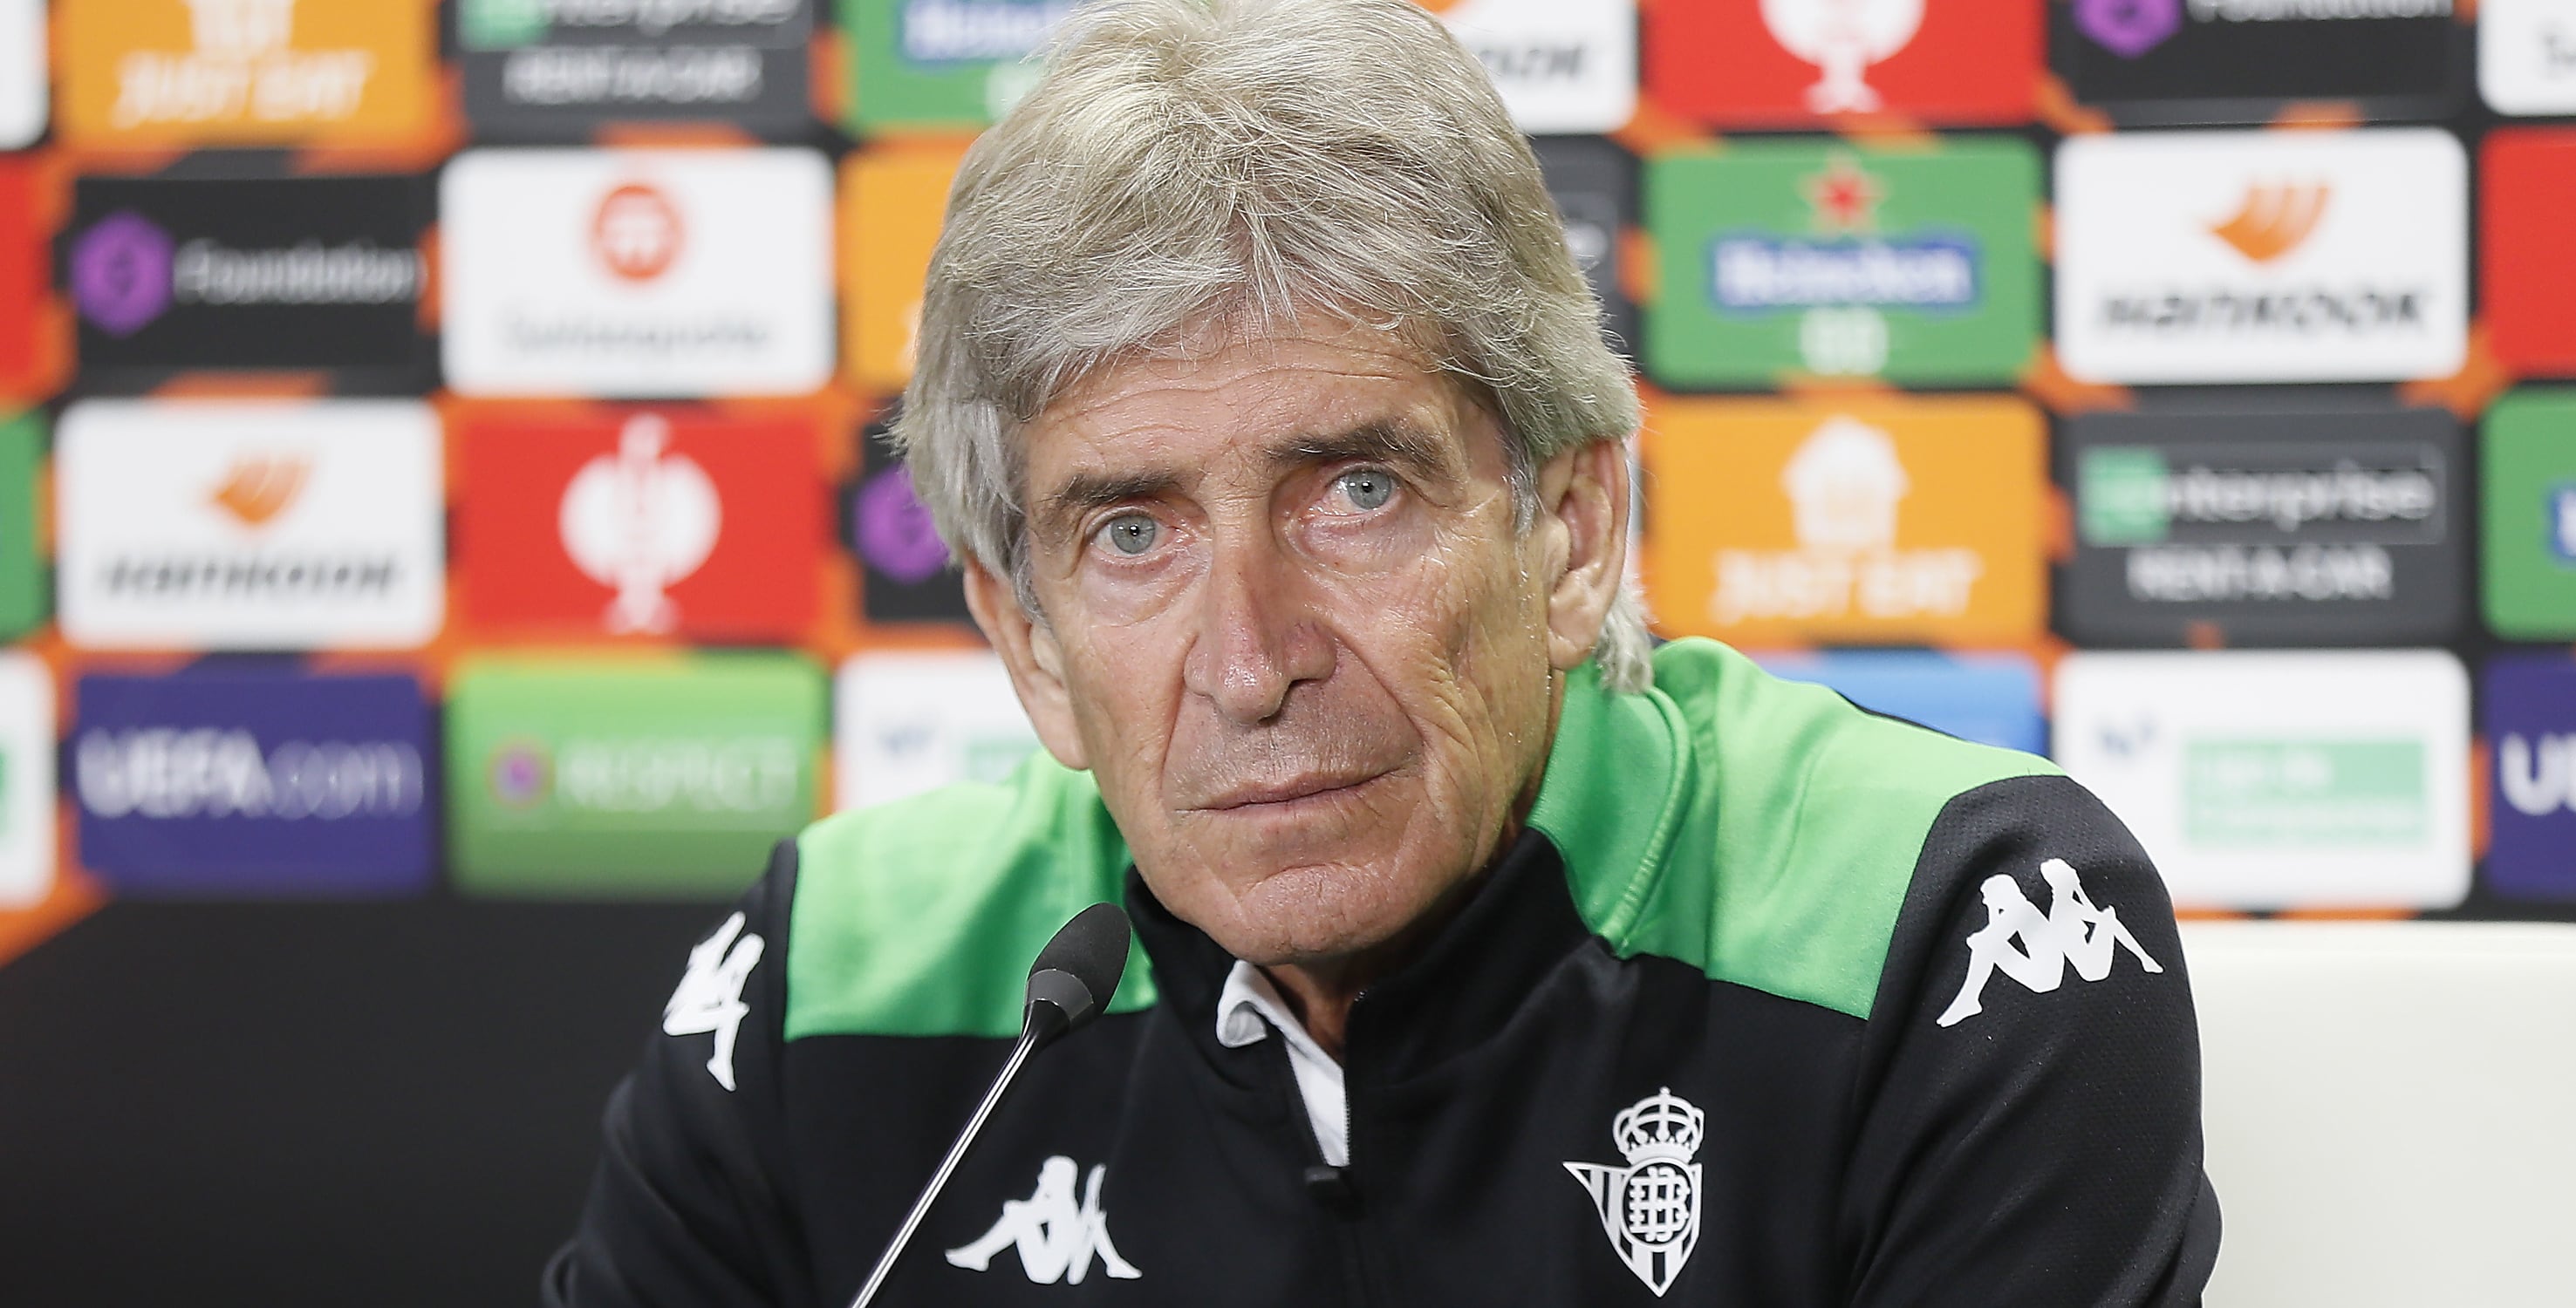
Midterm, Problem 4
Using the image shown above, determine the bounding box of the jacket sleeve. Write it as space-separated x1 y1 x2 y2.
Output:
1839 774 2221 1307
543 839 817 1308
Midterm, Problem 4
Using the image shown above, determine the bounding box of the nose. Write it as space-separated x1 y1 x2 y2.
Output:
1183 532 1332 726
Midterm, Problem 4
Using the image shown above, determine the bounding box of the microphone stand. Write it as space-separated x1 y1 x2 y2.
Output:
847 999 1069 1308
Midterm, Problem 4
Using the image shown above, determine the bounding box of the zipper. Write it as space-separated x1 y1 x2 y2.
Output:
1257 1032 1377 1307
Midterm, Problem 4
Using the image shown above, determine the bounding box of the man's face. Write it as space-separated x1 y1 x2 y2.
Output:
976 324 1609 967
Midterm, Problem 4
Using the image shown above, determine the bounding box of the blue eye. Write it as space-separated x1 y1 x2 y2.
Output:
1336 469 1395 511
1100 514 1158 555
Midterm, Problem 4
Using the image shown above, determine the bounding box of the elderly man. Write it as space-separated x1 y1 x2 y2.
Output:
546 0 2218 1303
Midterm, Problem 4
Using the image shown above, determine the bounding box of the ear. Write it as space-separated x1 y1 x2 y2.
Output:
1532 438 1630 674
962 557 1092 773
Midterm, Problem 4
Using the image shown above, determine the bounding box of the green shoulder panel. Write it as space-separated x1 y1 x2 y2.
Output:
784 753 1155 1041
1530 639 2060 1019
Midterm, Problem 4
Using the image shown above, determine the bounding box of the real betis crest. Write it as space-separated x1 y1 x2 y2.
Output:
1563 1087 1706 1297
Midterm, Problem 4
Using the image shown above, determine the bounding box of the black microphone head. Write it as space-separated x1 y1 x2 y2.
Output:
1022 902 1131 1046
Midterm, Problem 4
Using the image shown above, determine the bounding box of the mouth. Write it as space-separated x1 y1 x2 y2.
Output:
1198 769 1390 814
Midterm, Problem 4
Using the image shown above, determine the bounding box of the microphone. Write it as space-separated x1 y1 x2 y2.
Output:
847 902 1133 1308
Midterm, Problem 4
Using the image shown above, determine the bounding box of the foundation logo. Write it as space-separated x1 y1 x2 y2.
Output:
1563 1088 1705 1296
559 414 722 635
2062 0 2458 119
2207 182 2327 263
593 183 684 282
2486 654 2576 901
443 148 833 397
1647 139 2037 386
1643 397 2044 646
2061 407 2463 646
1647 0 2036 126
56 400 445 651
72 668 435 897
59 0 435 147
2055 129 2466 384
2053 651 2469 909
851 417 971 623
459 408 820 642
445 654 827 896
1760 0 1922 112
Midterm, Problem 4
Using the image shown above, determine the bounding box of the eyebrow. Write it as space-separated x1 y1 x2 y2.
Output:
1034 417 1459 536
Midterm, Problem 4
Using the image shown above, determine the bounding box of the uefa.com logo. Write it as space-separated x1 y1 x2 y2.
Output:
2054 129 2467 385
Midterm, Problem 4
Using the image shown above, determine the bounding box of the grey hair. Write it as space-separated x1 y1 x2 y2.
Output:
892 0 1653 692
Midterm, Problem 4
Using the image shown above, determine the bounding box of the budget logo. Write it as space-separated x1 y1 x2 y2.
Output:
56 400 445 651
0 0 43 147
1646 0 2037 126
1428 0 1635 133
2481 390 2576 639
456 0 813 137
72 668 434 897
838 0 1069 130
1757 651 2044 755
1646 140 2037 387
0 651 55 907
458 408 822 642
443 148 833 398
835 651 1039 811
2484 654 2576 901
2052 651 2469 909
58 0 436 147
2060 406 2464 647
851 418 972 624
2054 130 2466 385
2060 0 2458 120
1643 397 2044 647
2482 132 2576 377
0 414 44 641
65 174 434 388
447 654 826 896
2483 0 2576 115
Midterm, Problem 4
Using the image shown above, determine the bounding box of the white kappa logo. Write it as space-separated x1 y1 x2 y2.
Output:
661 911 763 1090
1937 858 2163 1028
1563 1087 1705 1297
946 1155 1143 1284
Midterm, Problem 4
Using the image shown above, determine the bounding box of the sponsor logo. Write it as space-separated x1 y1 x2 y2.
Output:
1937 859 2163 1028
835 651 1036 810
65 174 434 385
2054 130 2466 384
1533 136 1638 356
1757 651 2045 754
851 417 971 623
2074 0 2182 58
897 0 1068 62
947 1156 1143 1284
663 910 765 1090
458 0 810 130
1563 1088 1705 1297
1759 0 1922 112
0 651 55 908
443 149 832 397
2052 651 2470 909
2061 408 2462 644
0 414 43 641
72 669 434 896
1648 140 2037 385
2487 655 2576 900
445 654 825 896
0 0 43 147
839 0 1066 129
2481 390 2576 639
1645 398 2043 646
2482 0 2576 115
2063 0 2458 119
1431 0 1636 133
458 408 819 641
56 400 445 651
1646 0 2036 126
60 0 435 146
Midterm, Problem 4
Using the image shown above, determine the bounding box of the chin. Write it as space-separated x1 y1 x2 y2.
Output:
1206 857 1447 966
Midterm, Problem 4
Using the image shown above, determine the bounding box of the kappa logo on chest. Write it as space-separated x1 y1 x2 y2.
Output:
947 1155 1142 1285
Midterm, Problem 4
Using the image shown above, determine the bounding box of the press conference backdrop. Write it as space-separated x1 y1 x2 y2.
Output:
1 0 2573 1301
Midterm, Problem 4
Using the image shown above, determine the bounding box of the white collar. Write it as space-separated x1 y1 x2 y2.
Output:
1214 960 1349 1168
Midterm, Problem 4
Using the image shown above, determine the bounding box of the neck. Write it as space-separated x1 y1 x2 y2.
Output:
1259 674 1566 1060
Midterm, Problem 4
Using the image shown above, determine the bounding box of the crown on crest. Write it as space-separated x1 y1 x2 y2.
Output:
1612 1087 1705 1165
